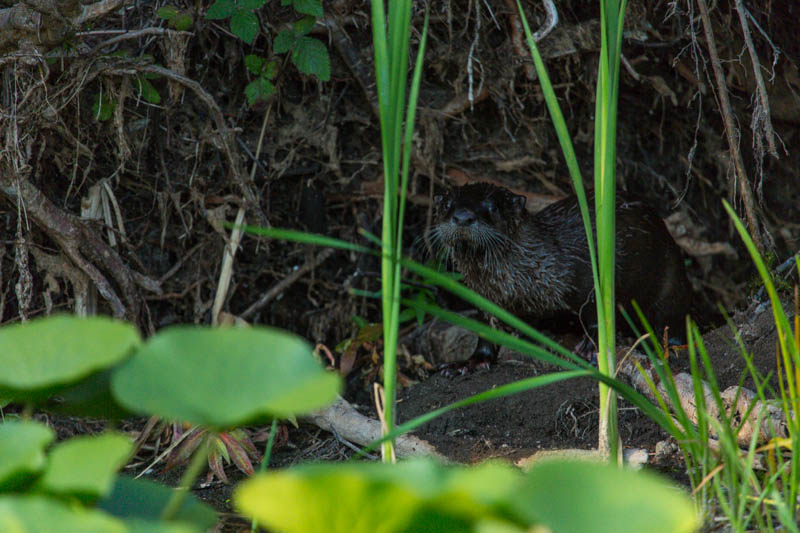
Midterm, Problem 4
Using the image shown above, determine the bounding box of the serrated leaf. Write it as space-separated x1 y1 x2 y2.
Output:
273 29 294 54
206 0 236 20
291 36 330 81
135 77 161 104
292 15 315 36
156 6 178 20
292 0 322 17
238 0 266 10
244 54 264 75
263 60 278 79
230 10 259 44
245 78 275 106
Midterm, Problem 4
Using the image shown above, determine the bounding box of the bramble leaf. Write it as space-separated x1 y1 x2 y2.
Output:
291 36 330 81
206 0 236 20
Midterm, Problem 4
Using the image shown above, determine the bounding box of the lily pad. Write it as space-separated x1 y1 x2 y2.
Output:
510 460 699 533
235 459 522 533
36 432 132 500
0 494 125 533
0 315 140 399
111 326 340 427
0 420 54 490
99 476 217 531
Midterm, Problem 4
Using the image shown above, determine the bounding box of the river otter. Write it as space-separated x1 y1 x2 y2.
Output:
430 182 692 341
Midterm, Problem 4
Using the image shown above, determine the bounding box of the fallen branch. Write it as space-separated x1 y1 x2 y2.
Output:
305 396 444 460
618 349 788 447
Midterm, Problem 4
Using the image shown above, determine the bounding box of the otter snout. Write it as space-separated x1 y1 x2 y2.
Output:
451 207 477 226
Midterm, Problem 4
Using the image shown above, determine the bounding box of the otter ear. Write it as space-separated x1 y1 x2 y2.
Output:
510 194 526 215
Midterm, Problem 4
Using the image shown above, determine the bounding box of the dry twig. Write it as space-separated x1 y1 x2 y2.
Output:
695 0 764 252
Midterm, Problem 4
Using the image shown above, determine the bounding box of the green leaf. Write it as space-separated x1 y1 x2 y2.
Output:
135 77 161 105
92 93 115 121
172 13 193 31
235 459 698 533
292 0 322 17
245 77 275 106
156 6 178 20
45 367 133 419
291 36 330 81
0 495 126 533
0 315 140 399
273 29 294 54
0 421 54 491
205 0 236 20
36 433 132 500
99 476 217 531
237 0 266 10
263 60 278 79
111 326 341 427
244 54 264 75
230 10 259 44
123 519 202 533
292 15 316 36
509 461 699 533
235 459 521 533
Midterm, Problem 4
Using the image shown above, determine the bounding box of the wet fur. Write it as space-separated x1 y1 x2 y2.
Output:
429 183 692 333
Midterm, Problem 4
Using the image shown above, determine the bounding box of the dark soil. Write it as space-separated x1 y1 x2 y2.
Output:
397 298 792 466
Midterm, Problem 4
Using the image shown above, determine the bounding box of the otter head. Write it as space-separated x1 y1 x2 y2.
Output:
433 183 527 253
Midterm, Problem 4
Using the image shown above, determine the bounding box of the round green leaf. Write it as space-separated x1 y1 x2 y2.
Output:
511 460 699 533
0 494 125 533
0 315 141 398
111 326 340 427
125 519 202 533
235 459 522 533
36 432 132 499
0 421 54 490
99 476 217 531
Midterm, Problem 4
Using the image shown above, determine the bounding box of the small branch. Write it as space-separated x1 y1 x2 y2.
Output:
695 0 764 252
113 63 265 227
734 0 778 158
504 0 558 80
241 248 334 319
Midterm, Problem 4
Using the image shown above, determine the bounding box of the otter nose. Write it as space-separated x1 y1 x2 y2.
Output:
452 208 476 226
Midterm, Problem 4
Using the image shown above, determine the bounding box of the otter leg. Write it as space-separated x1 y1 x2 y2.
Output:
438 339 497 377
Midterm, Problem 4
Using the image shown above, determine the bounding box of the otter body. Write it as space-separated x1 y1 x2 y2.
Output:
431 182 692 333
